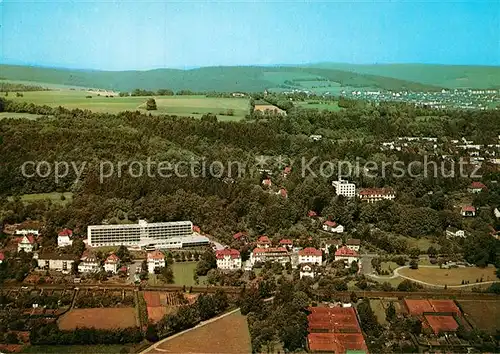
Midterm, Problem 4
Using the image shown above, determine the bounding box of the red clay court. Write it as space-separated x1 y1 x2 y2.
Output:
424 315 459 334
428 300 461 315
307 333 368 353
308 307 361 333
404 299 460 315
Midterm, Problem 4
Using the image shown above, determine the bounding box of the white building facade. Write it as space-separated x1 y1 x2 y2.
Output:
37 254 75 274
332 179 356 198
147 250 165 273
298 248 323 265
216 249 242 270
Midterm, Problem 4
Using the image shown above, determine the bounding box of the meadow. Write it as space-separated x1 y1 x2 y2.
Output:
6 90 250 121
7 192 74 206
398 265 497 286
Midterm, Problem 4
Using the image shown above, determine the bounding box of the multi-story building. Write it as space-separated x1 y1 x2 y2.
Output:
334 246 359 268
36 253 75 274
216 249 242 270
87 220 193 249
300 264 317 279
18 234 36 253
78 253 101 273
104 254 120 273
446 227 466 239
298 247 323 265
147 250 165 273
346 239 361 252
256 235 272 248
321 239 342 255
279 239 293 250
250 247 289 266
358 188 396 203
57 228 73 247
332 179 356 198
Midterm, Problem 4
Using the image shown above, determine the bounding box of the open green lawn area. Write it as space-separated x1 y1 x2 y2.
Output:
403 236 439 251
369 299 387 325
172 262 198 286
381 261 399 273
7 192 73 205
7 90 250 120
296 100 342 112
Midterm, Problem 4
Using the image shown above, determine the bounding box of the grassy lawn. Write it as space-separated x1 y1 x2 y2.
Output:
172 262 198 286
369 299 387 325
7 192 73 205
404 237 439 251
381 261 399 273
398 265 498 286
297 101 342 112
8 91 249 120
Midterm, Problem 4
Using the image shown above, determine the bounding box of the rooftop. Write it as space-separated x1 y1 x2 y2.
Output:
147 250 165 261
216 248 240 259
299 247 322 257
335 246 359 257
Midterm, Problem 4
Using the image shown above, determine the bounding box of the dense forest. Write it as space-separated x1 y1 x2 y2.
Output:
0 97 499 269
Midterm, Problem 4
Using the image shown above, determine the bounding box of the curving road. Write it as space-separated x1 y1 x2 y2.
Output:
368 265 499 288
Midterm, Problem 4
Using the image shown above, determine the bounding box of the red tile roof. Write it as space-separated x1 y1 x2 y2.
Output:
470 181 487 190
299 247 322 256
216 248 240 259
105 254 120 263
253 247 288 254
308 210 318 217
147 250 165 261
262 178 272 186
58 228 73 237
424 315 459 334
462 205 476 212
192 225 201 233
283 166 292 174
335 246 359 257
279 239 293 245
323 220 338 227
233 231 247 239
0 252 4 261
19 234 36 244
278 188 288 198
257 235 271 244
359 187 395 196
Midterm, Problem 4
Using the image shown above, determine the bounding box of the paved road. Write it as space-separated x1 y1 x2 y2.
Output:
360 254 378 275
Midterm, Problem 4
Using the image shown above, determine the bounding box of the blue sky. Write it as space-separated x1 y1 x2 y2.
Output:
0 0 499 70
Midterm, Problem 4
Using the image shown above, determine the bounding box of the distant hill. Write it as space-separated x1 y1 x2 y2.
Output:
0 64 444 93
306 63 500 89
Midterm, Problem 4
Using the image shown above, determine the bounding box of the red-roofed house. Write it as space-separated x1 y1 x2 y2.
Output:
262 178 272 187
335 246 359 268
17 234 36 253
468 181 487 194
78 253 101 273
279 238 293 250
299 247 323 265
233 231 248 241
216 248 241 270
322 220 344 233
147 250 165 273
283 166 292 178
192 225 201 233
276 188 288 198
308 210 318 218
57 228 73 247
358 187 396 203
104 254 120 273
461 205 476 217
0 252 4 264
256 235 271 248
250 247 289 266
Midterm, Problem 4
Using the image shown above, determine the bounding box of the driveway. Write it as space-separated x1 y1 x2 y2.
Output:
128 260 143 283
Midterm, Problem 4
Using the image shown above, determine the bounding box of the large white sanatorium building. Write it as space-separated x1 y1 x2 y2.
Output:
87 220 195 249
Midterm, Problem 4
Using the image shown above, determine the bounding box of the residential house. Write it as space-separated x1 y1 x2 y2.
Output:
445 227 466 239
192 225 201 233
358 188 396 203
279 239 293 250
298 247 323 265
250 247 289 266
36 253 75 274
321 239 342 255
283 166 292 178
233 231 248 242
14 221 40 236
300 264 317 279
334 246 359 268
0 252 4 264
57 229 73 247
309 134 323 141
332 179 356 198
468 181 487 193
461 206 476 217
17 234 36 253
78 253 101 273
346 239 361 252
307 210 318 218
104 254 120 273
256 235 272 248
276 188 288 198
147 250 165 274
216 248 242 270
262 178 272 188
322 221 344 233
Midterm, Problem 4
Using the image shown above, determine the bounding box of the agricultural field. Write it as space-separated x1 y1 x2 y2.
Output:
6 90 250 120
398 265 498 286
58 308 137 330
148 310 251 353
7 192 73 206
142 291 191 323
458 300 500 334
296 100 342 111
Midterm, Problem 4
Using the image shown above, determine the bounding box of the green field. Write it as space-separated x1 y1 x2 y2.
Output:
172 262 198 286
7 192 73 205
296 100 342 111
0 112 45 120
6 90 249 120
